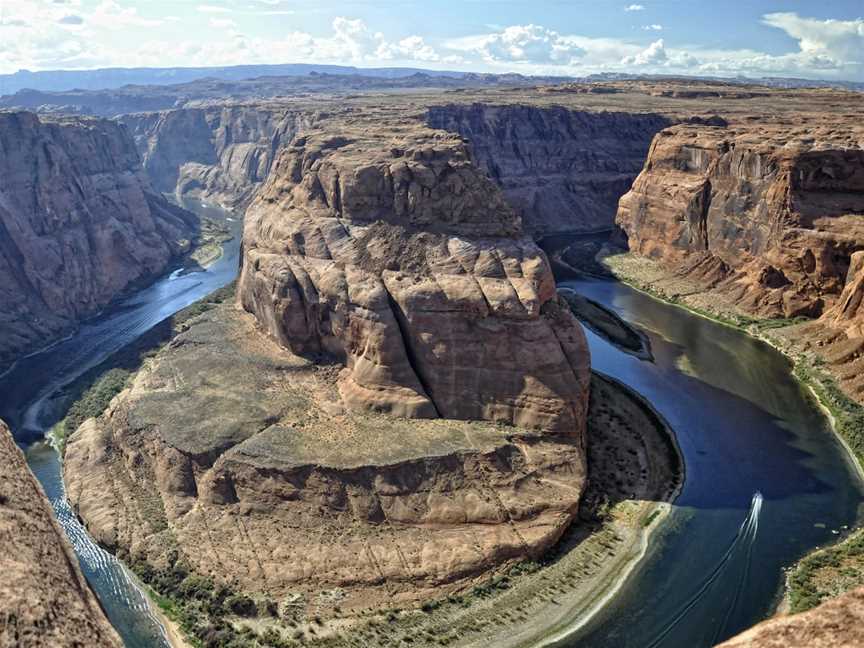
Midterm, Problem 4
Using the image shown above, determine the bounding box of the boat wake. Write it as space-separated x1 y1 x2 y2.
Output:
646 492 763 648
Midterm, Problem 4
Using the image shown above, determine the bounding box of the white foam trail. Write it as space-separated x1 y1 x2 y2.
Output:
646 492 763 648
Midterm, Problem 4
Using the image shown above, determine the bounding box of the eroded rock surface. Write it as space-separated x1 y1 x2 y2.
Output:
427 104 669 233
122 105 315 208
617 120 864 319
239 116 590 432
65 112 591 610
0 420 121 648
716 586 864 648
0 110 196 367
64 303 587 610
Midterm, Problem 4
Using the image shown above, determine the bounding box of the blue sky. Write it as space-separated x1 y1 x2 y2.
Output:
1 1 862 80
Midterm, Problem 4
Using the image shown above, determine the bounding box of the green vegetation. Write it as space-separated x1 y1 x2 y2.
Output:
641 510 661 528
786 359 864 612
49 284 235 455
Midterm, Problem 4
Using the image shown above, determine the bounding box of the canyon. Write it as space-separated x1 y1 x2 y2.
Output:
0 111 199 369
2 78 863 647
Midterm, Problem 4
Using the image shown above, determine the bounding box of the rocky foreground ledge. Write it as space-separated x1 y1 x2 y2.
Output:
0 420 121 648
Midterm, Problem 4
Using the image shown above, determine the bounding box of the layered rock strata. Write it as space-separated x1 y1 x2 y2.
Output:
0 420 122 648
427 104 669 234
64 303 588 610
64 114 592 609
238 118 591 432
122 105 316 208
0 110 196 367
617 121 864 319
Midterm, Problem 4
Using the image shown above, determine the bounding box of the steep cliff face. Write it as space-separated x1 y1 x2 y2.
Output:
239 117 590 433
0 111 196 367
426 103 669 234
65 111 591 609
0 420 122 647
122 105 316 208
617 123 864 318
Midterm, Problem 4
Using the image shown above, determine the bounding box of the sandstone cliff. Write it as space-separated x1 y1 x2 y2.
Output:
64 111 591 611
122 105 316 208
0 110 197 367
427 104 668 234
0 420 122 648
617 121 864 319
716 586 864 648
239 115 590 432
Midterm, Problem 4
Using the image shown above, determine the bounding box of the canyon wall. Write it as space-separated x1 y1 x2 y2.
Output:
122 105 316 208
617 122 864 319
239 115 591 432
427 103 669 234
0 111 197 367
0 420 121 647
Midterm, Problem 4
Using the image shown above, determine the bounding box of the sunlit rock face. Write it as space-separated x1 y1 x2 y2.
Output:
617 122 864 319
238 116 591 436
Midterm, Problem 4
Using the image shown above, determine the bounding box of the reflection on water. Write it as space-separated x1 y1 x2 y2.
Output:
554 274 864 648
0 200 241 648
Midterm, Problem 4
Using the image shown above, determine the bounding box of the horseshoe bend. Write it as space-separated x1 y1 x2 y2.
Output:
0 70 863 648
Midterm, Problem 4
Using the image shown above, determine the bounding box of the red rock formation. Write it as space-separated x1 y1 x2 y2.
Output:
238 118 591 434
716 586 864 648
122 105 315 208
0 110 196 367
617 123 864 318
0 420 121 647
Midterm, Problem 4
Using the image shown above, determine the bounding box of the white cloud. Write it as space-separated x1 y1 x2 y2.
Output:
642 24 662 31
197 4 232 13
209 17 236 29
453 24 585 64
763 12 864 64
624 4 645 12
378 36 440 62
622 38 667 65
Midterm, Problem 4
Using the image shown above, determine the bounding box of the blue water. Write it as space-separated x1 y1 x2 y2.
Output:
0 201 241 648
555 275 864 647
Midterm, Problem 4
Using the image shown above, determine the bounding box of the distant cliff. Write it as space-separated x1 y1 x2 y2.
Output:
427 103 669 234
616 121 864 319
0 419 121 647
122 105 315 208
0 111 197 367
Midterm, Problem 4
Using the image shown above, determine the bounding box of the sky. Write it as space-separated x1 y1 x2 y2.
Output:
0 1 863 81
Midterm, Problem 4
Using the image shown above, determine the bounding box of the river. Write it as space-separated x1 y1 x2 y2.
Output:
2 224 863 647
0 200 241 648
549 261 864 646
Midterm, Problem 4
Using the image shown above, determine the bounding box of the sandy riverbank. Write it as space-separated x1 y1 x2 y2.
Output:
602 249 864 617
293 372 684 648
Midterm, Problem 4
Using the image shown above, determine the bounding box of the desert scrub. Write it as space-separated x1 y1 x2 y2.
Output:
50 284 235 454
786 359 864 612
50 368 130 452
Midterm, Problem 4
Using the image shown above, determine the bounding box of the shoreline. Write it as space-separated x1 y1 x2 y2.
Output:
602 250 864 615
361 371 685 648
